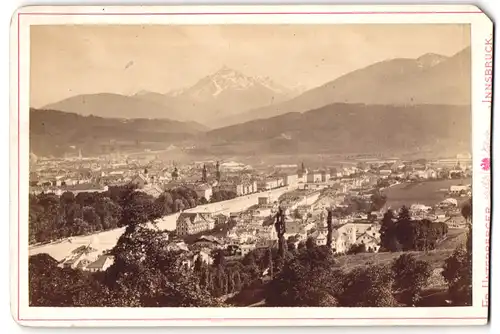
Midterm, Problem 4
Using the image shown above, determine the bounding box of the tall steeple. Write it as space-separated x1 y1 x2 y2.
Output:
172 161 179 181
215 161 221 182
172 167 179 181
202 164 207 183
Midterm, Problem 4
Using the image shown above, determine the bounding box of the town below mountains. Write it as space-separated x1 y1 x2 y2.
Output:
31 47 471 159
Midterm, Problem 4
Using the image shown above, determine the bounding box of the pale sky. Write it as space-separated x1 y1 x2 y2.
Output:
30 24 470 108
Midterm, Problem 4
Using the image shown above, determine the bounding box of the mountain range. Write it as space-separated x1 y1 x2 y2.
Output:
33 47 471 157
30 102 471 158
44 66 302 127
202 103 471 157
218 47 471 126
30 109 206 157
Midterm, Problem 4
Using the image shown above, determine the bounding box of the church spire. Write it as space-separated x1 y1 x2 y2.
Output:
172 162 179 181
215 161 221 182
202 164 207 183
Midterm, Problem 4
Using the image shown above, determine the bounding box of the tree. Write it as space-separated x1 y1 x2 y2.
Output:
339 264 397 307
379 210 400 252
193 255 204 274
326 208 333 249
266 246 342 307
347 243 367 255
394 218 442 252
233 271 242 291
461 199 472 224
376 178 390 189
212 249 227 269
399 205 411 221
392 254 432 305
306 236 316 250
156 192 174 215
29 253 108 307
108 225 222 307
94 196 122 230
370 191 388 211
274 206 287 258
442 224 472 306
119 191 161 228
264 248 274 279
82 206 101 232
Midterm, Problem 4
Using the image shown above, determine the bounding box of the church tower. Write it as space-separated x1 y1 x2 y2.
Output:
215 161 221 182
172 161 179 181
202 164 207 183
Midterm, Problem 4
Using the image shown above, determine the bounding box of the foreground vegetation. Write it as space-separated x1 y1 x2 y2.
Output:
29 192 473 308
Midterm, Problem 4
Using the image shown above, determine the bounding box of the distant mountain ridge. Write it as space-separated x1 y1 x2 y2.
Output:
217 47 471 127
135 66 301 127
43 93 188 121
34 48 471 158
44 67 301 127
30 108 206 157
165 66 298 99
202 103 471 157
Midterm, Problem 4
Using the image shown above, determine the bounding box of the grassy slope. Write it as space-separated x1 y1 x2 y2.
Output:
239 228 467 307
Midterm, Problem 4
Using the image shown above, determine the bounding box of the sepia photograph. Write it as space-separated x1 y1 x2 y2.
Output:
11 5 492 327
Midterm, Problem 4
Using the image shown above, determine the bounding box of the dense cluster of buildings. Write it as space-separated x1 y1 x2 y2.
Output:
36 152 472 272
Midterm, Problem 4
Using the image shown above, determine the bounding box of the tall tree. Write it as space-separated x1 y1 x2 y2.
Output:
233 271 242 291
265 248 274 279
326 207 333 249
274 206 287 258
379 209 400 252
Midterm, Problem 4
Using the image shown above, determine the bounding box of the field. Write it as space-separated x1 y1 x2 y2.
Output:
381 178 471 210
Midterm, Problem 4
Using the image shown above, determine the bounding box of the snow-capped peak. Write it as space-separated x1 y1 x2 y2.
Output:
209 66 257 92
166 66 296 99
